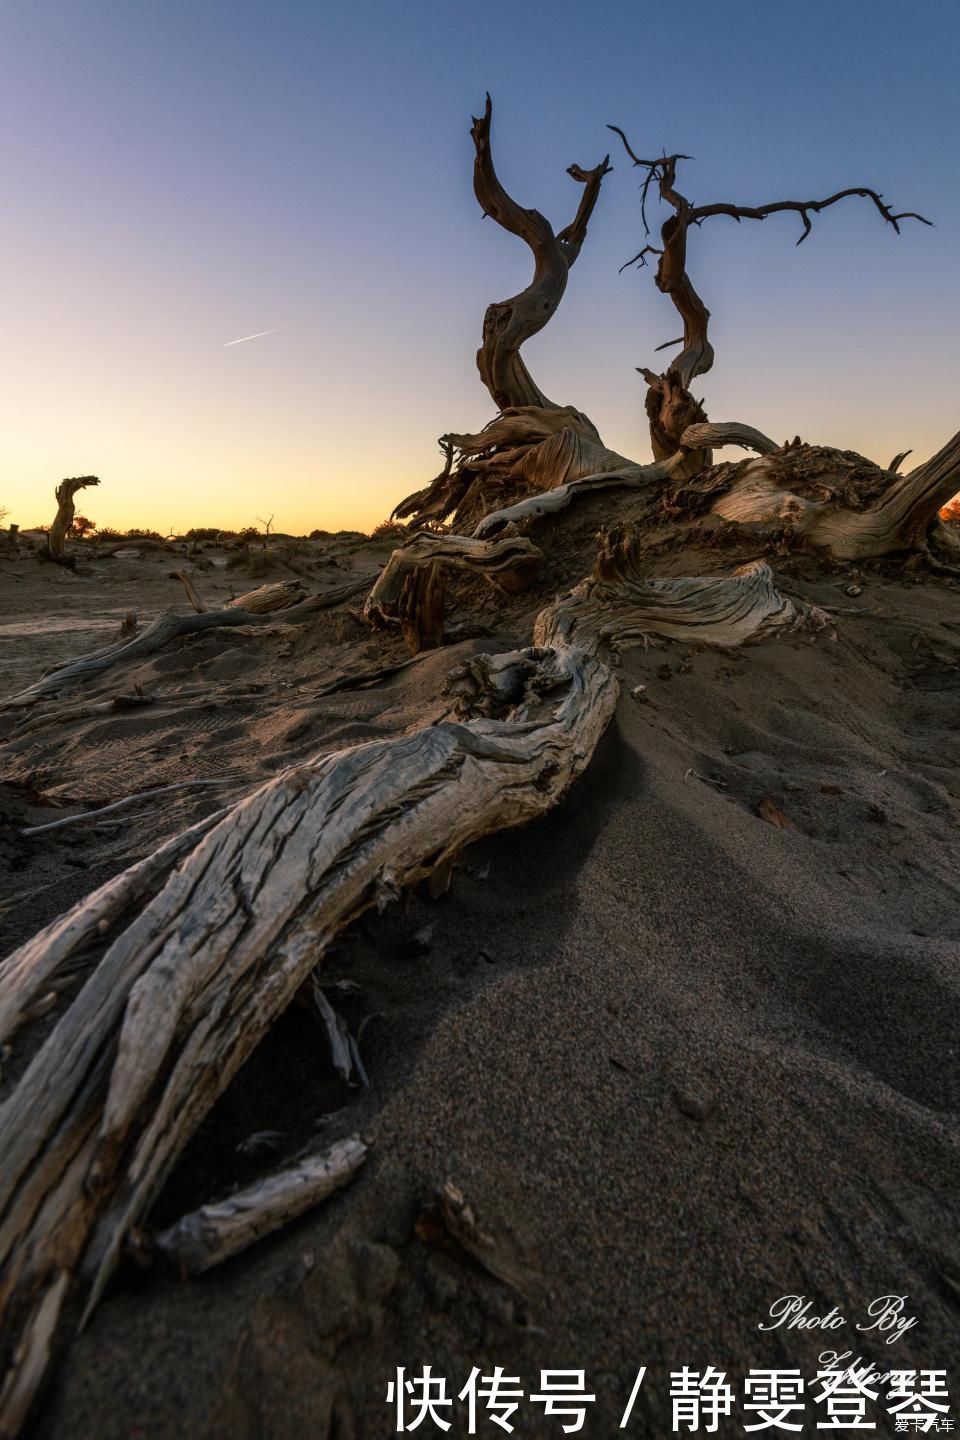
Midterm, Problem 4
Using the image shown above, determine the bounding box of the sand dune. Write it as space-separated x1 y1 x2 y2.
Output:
2 512 959 1437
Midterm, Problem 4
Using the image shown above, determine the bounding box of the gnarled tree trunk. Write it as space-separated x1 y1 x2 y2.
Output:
392 97 610 529
45 477 99 566
471 93 610 412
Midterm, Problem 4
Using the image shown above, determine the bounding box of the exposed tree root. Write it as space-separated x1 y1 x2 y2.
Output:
3 577 380 710
363 531 544 650
535 524 832 651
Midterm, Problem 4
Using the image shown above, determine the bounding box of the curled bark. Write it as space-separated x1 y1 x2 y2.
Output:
472 95 611 411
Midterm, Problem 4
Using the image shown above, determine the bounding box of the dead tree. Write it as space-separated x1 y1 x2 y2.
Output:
393 96 611 526
471 93 610 413
45 477 100 566
392 107 957 561
607 130 933 474
0 109 956 1438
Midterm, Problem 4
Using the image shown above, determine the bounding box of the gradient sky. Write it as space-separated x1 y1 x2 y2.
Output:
2 0 958 536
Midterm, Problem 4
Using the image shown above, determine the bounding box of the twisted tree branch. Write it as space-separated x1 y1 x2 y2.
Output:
474 94 611 410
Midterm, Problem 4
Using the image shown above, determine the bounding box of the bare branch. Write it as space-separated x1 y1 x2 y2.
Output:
689 187 932 244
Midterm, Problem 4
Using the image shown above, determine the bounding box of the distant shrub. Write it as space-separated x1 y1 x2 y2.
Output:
308 528 331 540
941 498 960 525
371 519 408 540
69 515 95 538
186 527 238 541
123 527 164 540
94 526 123 541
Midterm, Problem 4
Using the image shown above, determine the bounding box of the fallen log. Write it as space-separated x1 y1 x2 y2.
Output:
472 452 684 536
2 576 380 710
536 525 832 651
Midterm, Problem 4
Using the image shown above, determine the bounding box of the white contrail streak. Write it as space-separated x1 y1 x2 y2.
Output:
223 327 282 347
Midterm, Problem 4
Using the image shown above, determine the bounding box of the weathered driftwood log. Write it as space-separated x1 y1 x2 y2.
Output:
150 1138 367 1276
0 638 618 1436
170 575 307 615
3 577 380 710
678 421 779 457
229 580 307 613
363 532 544 645
707 428 960 560
535 525 831 651
0 808 232 1050
45 478 99 566
472 451 686 537
471 93 610 413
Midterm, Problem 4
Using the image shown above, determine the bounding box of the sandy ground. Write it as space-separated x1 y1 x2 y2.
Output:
2 514 960 1438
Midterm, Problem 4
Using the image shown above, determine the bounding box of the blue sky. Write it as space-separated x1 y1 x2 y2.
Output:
1 0 957 532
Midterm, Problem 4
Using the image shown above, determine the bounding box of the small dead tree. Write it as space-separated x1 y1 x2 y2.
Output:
607 130 933 471
45 477 100 566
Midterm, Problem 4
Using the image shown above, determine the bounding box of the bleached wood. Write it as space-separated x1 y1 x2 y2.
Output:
473 452 685 537
679 421 779 456
0 638 618 1435
710 428 960 559
534 527 830 651
0 809 230 1048
2 577 380 710
151 1138 367 1275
